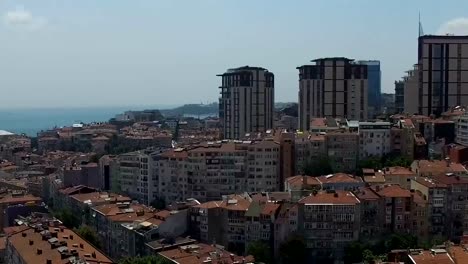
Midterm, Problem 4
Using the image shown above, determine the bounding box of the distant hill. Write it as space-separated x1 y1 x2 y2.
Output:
153 101 297 118
160 103 218 117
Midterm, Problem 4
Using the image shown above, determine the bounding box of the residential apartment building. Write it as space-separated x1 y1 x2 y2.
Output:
326 131 359 173
152 149 189 205
355 187 382 240
294 133 326 174
298 57 368 131
432 173 468 241
63 162 100 189
404 65 419 114
117 148 166 205
218 66 274 139
383 166 417 190
117 150 152 205
245 201 280 253
298 191 361 262
456 111 468 146
359 121 391 158
186 141 280 202
5 221 113 264
411 177 448 238
395 80 405 113
417 35 468 116
411 160 468 177
188 194 252 254
317 173 364 191
377 185 412 234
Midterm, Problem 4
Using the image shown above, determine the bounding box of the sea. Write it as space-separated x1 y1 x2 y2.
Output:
0 105 178 137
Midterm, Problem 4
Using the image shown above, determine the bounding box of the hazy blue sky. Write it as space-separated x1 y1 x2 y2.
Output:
2 0 468 109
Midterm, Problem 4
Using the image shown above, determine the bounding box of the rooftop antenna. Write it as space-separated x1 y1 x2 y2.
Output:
418 12 424 37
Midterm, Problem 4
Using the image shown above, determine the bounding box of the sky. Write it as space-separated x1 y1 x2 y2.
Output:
1 0 468 109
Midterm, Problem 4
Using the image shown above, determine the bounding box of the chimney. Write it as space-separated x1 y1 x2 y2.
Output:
79 243 84 249
69 235 73 240
92 252 96 258
29 240 34 245
22 233 27 237
46 260 52 264
334 193 339 198
37 249 42 255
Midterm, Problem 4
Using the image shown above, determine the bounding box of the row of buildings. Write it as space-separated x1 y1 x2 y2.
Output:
219 60 382 139
395 35 468 117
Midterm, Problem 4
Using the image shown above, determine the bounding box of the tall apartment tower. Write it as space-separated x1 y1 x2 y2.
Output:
298 57 369 131
218 66 274 139
357 60 381 118
418 35 468 116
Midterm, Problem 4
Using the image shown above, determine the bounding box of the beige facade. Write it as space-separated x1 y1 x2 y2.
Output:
326 131 359 173
418 35 468 116
404 66 419 114
218 66 274 139
298 57 369 131
187 141 280 202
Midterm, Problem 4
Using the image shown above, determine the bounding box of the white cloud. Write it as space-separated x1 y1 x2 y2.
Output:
3 7 47 30
437 17 468 35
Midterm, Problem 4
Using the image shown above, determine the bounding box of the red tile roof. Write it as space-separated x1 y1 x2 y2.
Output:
377 185 411 198
298 191 360 205
8 226 113 264
318 173 362 184
354 187 380 200
261 203 280 216
408 250 454 264
285 175 321 189
158 243 254 264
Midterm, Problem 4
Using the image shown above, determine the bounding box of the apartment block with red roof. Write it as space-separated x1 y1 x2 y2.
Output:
354 187 382 240
158 243 255 264
383 166 417 190
5 219 113 264
432 173 468 241
377 185 413 234
298 190 361 263
272 203 298 258
317 173 365 192
244 200 280 253
411 177 448 238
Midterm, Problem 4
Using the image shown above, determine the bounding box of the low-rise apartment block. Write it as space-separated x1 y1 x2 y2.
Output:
298 190 361 262
5 215 113 264
359 121 391 158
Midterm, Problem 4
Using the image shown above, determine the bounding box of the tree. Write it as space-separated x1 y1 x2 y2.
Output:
344 241 367 264
384 234 418 251
75 225 101 249
358 156 382 173
54 209 80 229
302 156 333 176
246 240 272 264
118 256 172 264
279 236 307 264
150 197 166 210
382 154 412 167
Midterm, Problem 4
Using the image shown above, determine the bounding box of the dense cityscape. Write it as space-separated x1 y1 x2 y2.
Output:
4 29 468 264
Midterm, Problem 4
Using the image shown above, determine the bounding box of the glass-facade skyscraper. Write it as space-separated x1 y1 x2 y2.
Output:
357 60 381 119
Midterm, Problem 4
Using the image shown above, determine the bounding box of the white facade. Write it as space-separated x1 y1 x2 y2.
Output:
359 122 391 158
457 112 468 146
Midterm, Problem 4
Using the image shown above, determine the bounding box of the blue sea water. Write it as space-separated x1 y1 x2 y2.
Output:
0 106 177 136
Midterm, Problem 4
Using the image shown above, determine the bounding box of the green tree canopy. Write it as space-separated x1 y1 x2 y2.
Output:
302 156 333 176
150 197 166 210
246 240 272 264
75 225 101 249
118 255 172 264
279 236 307 264
54 209 80 229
